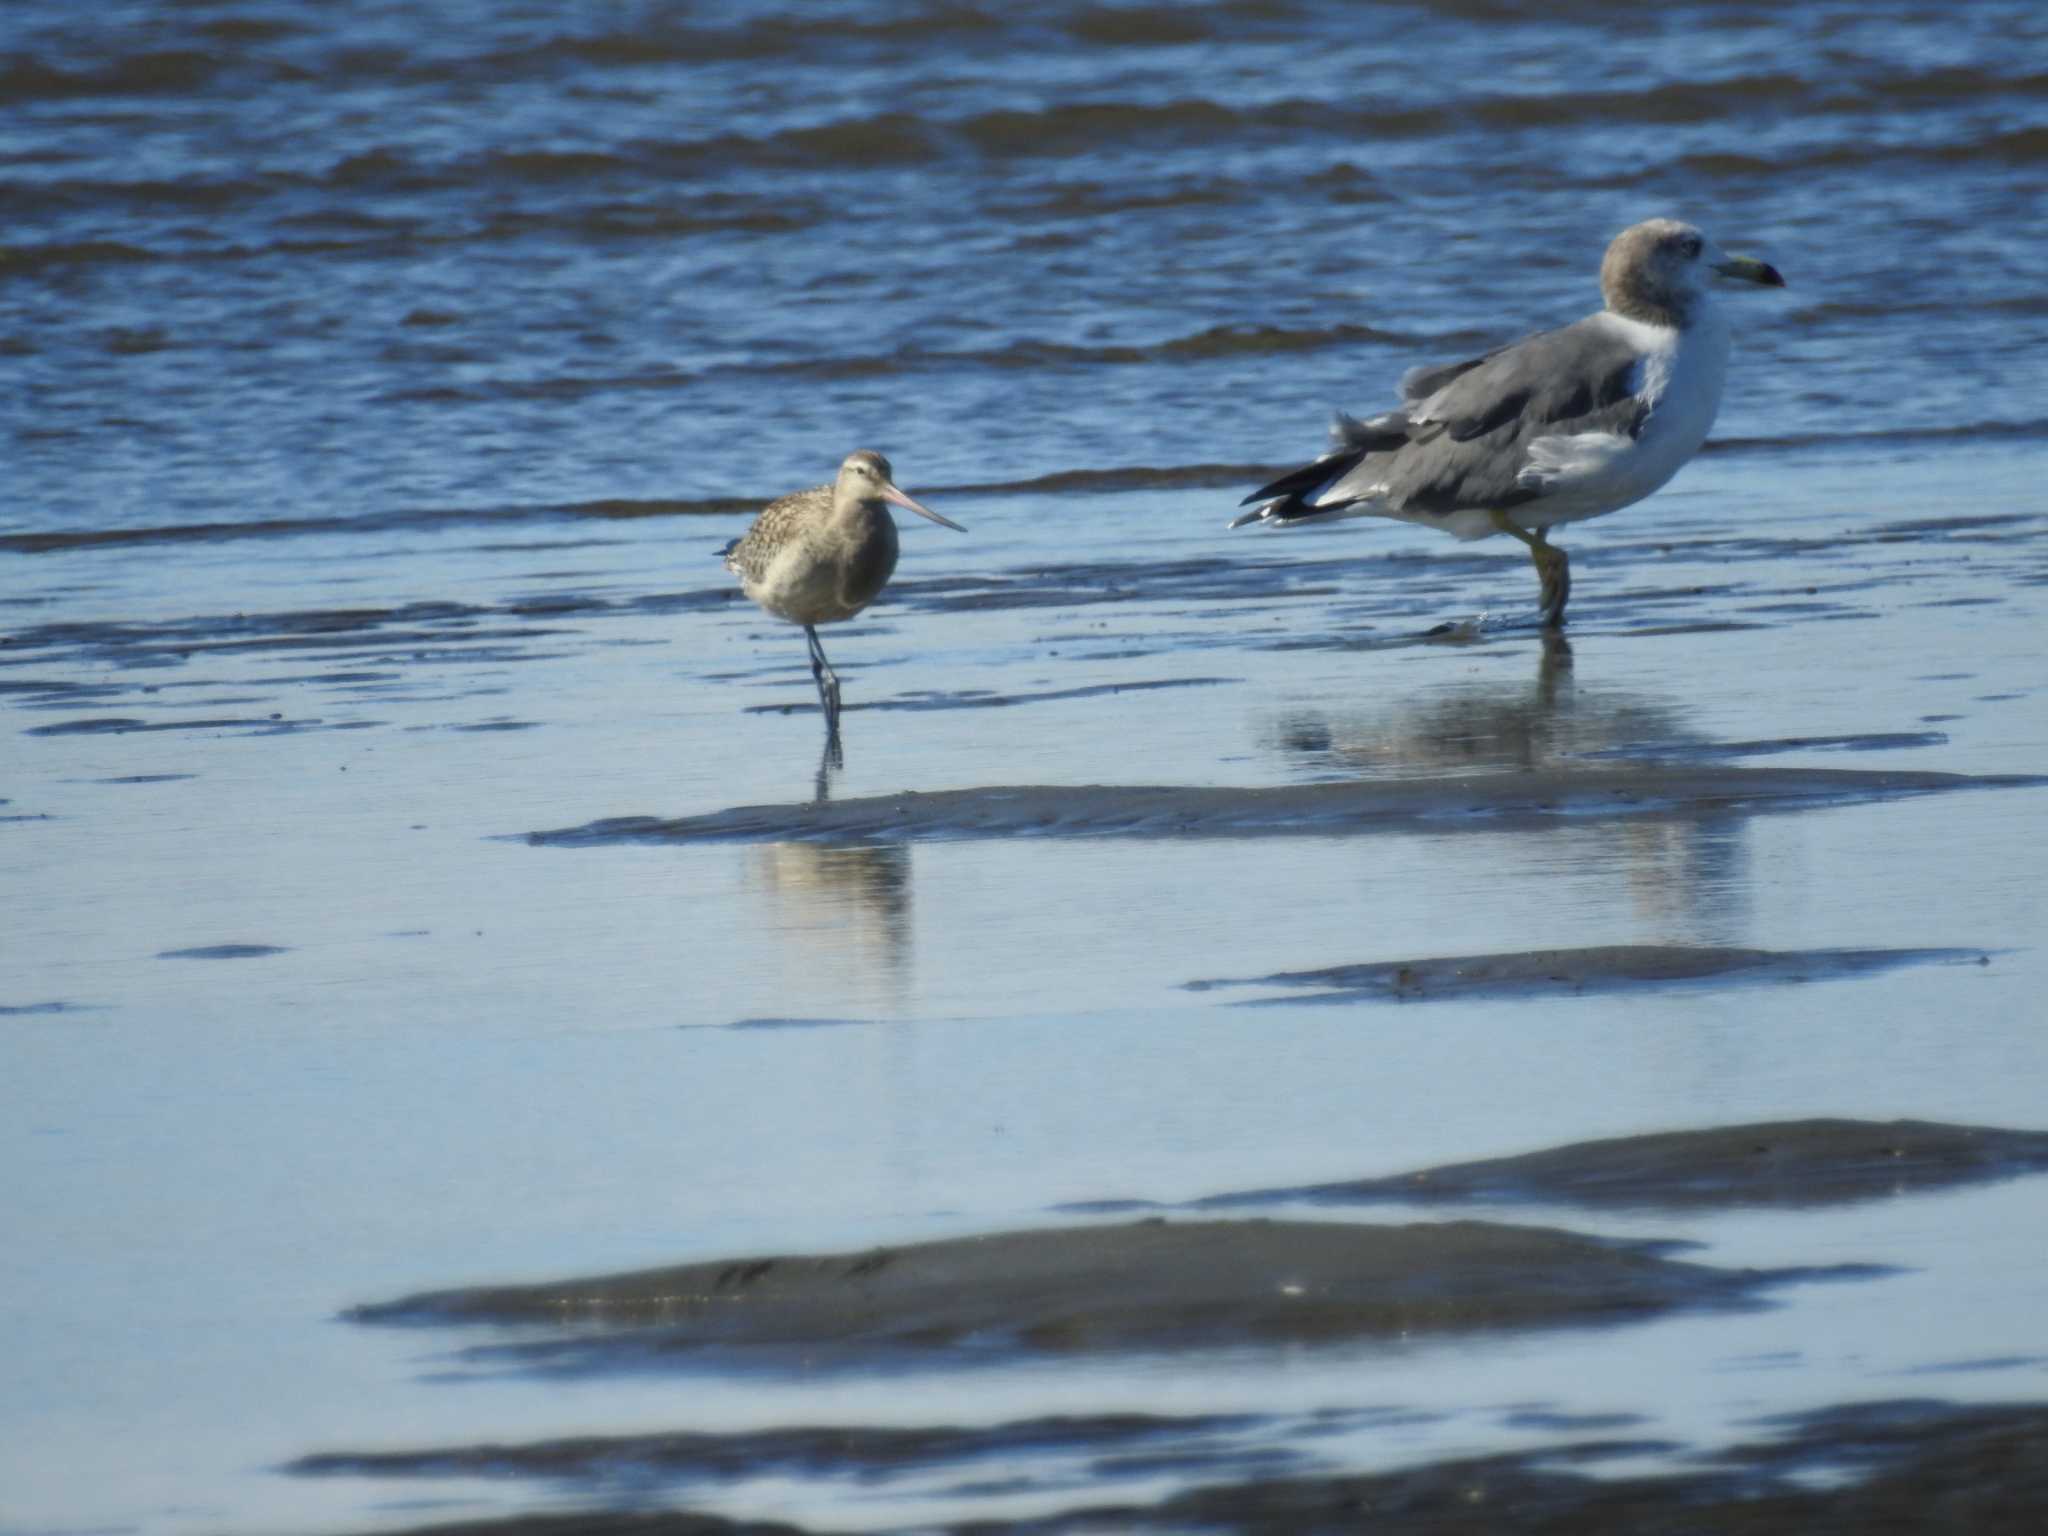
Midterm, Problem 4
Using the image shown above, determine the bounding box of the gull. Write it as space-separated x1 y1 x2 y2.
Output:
1232 218 1785 628
722 450 964 742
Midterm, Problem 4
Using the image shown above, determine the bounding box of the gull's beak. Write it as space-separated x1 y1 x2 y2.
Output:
882 481 966 532
1713 253 1786 288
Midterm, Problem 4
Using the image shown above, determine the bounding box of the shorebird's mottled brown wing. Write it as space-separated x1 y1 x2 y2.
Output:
722 483 830 585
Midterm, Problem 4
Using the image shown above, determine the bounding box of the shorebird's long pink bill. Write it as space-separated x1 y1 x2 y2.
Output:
883 482 967 532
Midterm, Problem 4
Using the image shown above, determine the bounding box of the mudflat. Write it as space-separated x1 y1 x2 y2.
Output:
1186 943 1987 1004
1190 1117 2048 1212
300 1398 2048 1535
10 5 2048 1532
525 765 2038 847
349 1215 1847 1365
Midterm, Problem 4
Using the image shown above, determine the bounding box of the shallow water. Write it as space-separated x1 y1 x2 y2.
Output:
6 2 2048 1533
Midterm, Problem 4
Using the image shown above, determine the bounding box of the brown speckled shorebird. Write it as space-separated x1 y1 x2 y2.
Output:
722 450 964 741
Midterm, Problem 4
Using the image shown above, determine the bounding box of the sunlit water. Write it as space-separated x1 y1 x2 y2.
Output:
5 2 2048 1533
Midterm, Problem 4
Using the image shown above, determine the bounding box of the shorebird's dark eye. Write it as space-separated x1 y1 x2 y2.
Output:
1680 234 1703 258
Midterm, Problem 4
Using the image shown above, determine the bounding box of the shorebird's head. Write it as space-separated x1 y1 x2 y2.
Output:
1602 218 1785 327
836 450 967 532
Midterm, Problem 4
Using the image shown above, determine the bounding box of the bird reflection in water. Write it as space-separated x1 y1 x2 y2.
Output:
1271 635 1625 775
814 732 839 806
747 838 913 1016
1263 634 1750 944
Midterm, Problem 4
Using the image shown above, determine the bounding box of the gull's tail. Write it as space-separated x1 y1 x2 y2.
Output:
1230 411 1409 529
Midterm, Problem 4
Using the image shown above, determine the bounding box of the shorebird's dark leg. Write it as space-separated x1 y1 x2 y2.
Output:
804 624 842 733
815 728 842 797
1490 514 1571 629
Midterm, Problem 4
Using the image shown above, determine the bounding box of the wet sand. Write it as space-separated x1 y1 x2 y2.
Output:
350 1214 1855 1364
345 1119 2038 1375
10 4 2048 1527
1192 1117 2048 1212
525 765 2038 847
307 1114 2048 1531
8 447 2048 1535
991 1399 2048 1536
299 1398 2048 1535
289 1410 1268 1491
1186 943 1988 1005
307 1115 2048 1530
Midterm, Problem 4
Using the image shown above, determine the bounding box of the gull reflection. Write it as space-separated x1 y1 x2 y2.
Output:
1262 636 1750 943
1267 636 1696 776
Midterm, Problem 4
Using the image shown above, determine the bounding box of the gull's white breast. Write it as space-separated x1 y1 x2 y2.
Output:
1511 303 1731 532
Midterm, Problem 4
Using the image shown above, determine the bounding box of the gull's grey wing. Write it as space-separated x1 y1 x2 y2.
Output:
1242 316 1651 524
1397 354 1486 404
1409 316 1646 444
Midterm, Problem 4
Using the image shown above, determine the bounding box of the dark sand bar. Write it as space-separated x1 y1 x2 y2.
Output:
307 1398 2048 1535
1187 943 1988 1004
1155 1118 2048 1214
978 1399 2048 1536
289 1408 1270 1488
526 765 2042 847
348 1217 1862 1366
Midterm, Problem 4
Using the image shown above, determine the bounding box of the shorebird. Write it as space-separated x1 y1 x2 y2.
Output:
1232 218 1785 628
722 450 964 738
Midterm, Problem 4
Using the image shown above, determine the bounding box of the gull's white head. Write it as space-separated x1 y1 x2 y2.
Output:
1601 218 1785 327
834 450 966 532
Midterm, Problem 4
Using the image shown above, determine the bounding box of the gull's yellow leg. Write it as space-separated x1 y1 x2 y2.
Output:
1490 512 1571 629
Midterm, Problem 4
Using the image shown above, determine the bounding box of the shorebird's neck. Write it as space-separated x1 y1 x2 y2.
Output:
831 492 889 528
